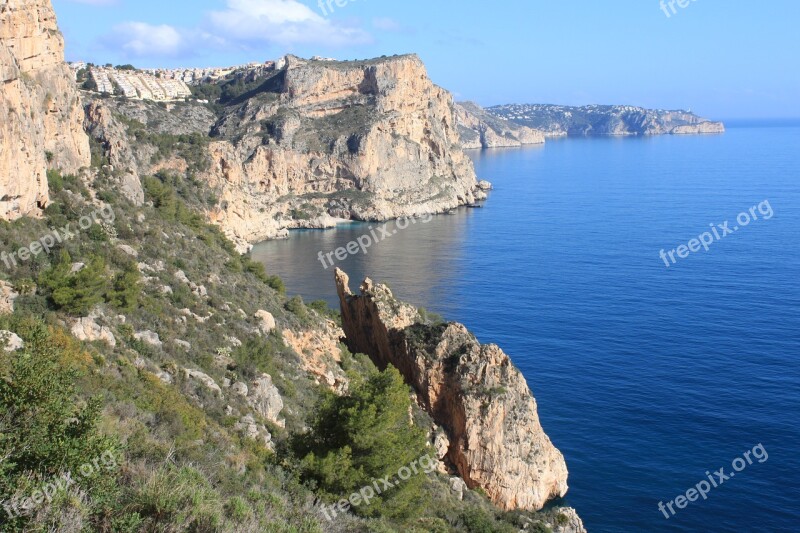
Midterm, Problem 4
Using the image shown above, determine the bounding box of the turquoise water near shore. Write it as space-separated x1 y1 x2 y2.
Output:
252 126 800 532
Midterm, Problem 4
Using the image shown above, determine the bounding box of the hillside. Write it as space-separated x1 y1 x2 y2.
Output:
489 103 725 136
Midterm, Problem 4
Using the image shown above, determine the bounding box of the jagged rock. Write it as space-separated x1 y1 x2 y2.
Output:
336 268 569 512
254 310 276 335
1 330 24 352
281 321 348 391
174 270 207 298
449 477 468 501
0 281 19 315
70 316 116 347
540 507 587 533
116 244 138 257
70 262 85 274
134 330 162 348
231 382 248 397
174 339 191 350
0 0 90 221
155 370 173 385
184 369 222 395
234 414 274 450
246 374 284 427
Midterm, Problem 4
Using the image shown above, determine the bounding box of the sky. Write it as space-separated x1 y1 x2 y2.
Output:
51 0 800 119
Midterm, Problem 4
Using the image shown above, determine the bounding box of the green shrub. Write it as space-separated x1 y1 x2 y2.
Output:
298 366 429 518
38 250 108 315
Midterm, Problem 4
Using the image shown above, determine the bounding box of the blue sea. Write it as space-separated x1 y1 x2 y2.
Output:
252 125 800 532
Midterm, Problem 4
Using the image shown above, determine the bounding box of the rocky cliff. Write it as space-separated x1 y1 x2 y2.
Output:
0 0 90 220
490 103 725 136
335 268 570 512
456 101 545 148
85 55 485 251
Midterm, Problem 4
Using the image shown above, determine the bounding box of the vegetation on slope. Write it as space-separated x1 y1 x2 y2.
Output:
0 161 564 532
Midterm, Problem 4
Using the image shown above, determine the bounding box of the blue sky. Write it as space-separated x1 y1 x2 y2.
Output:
52 0 800 119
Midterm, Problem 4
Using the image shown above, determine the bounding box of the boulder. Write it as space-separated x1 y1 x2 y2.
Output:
70 316 116 347
1 330 24 352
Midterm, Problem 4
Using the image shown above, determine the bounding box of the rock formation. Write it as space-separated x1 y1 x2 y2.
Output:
83 55 485 251
456 101 545 148
335 268 569 511
490 103 725 136
0 0 90 220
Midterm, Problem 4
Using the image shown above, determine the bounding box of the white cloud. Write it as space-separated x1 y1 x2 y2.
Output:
100 0 372 60
207 0 371 47
106 22 193 58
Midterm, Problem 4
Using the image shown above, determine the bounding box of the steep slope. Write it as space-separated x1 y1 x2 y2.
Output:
85 55 485 251
0 0 90 220
456 101 545 148
336 269 570 512
490 103 725 136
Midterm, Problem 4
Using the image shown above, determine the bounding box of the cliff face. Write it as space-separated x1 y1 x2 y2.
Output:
335 268 569 512
84 55 483 250
206 55 482 248
0 0 90 220
456 101 545 149
490 103 725 136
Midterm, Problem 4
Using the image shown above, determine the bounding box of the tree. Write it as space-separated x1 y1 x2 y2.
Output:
38 250 108 315
299 366 429 518
108 262 141 312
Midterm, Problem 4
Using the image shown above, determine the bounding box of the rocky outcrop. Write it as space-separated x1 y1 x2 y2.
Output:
1 330 24 351
82 97 218 206
335 268 569 511
70 315 116 347
246 373 284 427
456 101 545 149
0 281 19 314
0 0 90 220
490 103 725 136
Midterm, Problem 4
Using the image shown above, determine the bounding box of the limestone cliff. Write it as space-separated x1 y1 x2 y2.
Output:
456 101 545 149
84 56 485 251
490 103 725 136
0 0 90 220
206 55 483 248
335 268 569 512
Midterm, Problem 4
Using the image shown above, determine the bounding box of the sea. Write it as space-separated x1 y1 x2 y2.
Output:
252 124 800 532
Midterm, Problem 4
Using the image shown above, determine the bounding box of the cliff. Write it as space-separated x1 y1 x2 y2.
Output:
335 268 570 512
490 103 725 136
85 55 485 251
0 0 90 220
456 101 545 148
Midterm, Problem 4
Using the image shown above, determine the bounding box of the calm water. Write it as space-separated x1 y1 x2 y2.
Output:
252 127 800 532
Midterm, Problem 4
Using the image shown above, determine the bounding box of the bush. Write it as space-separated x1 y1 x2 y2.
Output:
298 366 429 518
38 250 108 315
0 317 120 530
